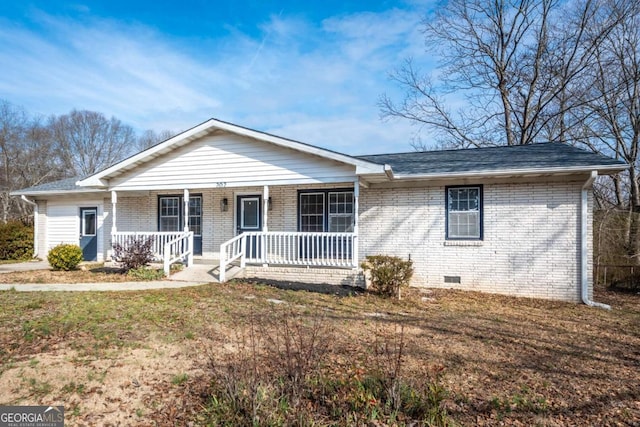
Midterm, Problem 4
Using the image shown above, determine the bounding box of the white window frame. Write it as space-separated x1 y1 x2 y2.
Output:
240 196 261 230
81 209 97 236
159 196 181 232
299 192 326 232
446 185 482 240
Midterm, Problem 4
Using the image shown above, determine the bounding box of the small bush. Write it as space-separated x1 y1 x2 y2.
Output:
127 267 164 281
113 236 155 271
361 255 414 299
0 221 34 260
47 244 83 271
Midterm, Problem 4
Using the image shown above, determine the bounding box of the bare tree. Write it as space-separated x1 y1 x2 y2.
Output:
0 102 175 222
0 101 29 222
571 0 640 261
49 110 136 176
380 0 621 149
0 100 66 222
137 129 175 151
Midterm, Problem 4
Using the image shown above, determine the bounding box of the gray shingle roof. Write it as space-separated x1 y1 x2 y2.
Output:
356 142 626 175
13 142 626 196
11 177 85 194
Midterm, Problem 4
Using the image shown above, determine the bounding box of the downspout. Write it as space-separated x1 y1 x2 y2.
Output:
20 195 38 258
581 171 611 310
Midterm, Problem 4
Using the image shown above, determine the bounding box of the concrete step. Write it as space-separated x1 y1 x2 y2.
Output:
168 262 243 283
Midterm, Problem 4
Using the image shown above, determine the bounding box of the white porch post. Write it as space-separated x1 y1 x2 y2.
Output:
111 191 117 234
353 179 359 269
263 185 269 232
183 189 190 232
262 185 269 265
110 191 117 260
183 189 193 267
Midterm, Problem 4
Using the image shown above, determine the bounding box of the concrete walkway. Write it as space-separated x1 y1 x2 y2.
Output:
0 260 50 273
0 260 210 292
0 280 208 292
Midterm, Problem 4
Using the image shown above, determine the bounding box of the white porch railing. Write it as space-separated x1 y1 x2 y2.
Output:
219 231 356 282
163 232 194 276
219 233 246 283
112 231 194 275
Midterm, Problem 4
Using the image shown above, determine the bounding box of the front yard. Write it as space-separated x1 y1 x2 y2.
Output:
0 279 638 426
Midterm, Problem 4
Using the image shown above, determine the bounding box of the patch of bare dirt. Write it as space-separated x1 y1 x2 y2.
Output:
0 340 204 426
0 283 638 425
0 267 134 284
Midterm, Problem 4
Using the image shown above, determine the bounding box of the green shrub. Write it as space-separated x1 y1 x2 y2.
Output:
361 255 414 299
47 243 83 271
113 236 155 271
127 267 164 281
0 221 34 260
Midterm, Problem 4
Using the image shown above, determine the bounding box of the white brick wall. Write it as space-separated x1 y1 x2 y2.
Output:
98 178 591 302
359 178 589 302
241 266 364 287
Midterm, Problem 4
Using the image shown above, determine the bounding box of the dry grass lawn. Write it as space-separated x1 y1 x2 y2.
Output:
0 265 150 284
0 276 638 426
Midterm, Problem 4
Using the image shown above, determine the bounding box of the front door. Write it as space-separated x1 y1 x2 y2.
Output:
79 207 97 261
236 195 262 258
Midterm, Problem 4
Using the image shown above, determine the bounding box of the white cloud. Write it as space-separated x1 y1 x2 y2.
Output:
0 3 436 154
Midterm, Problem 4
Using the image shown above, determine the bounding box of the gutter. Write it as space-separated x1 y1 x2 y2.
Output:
581 171 611 310
390 163 628 181
20 195 38 258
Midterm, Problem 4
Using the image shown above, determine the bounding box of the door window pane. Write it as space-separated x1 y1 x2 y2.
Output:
242 198 260 229
189 196 202 236
83 210 96 236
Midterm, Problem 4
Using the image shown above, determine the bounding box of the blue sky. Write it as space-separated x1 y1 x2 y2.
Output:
0 1 436 154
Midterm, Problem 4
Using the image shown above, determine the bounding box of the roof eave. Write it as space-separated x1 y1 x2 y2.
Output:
391 164 628 180
210 120 385 173
10 188 108 197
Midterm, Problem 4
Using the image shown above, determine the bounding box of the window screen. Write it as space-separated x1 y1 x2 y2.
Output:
447 186 482 239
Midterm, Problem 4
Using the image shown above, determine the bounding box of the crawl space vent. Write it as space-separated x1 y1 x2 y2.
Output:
444 276 461 284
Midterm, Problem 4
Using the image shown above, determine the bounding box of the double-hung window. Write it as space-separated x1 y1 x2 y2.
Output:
299 190 354 232
446 186 482 240
328 192 354 232
158 195 202 236
159 197 181 231
300 193 325 232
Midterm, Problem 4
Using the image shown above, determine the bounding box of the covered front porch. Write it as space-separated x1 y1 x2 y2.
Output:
108 182 362 282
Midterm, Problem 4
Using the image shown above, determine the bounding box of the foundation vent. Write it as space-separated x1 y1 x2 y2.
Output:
444 275 461 284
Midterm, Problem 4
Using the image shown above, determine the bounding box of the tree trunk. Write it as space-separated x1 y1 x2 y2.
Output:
627 168 640 264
